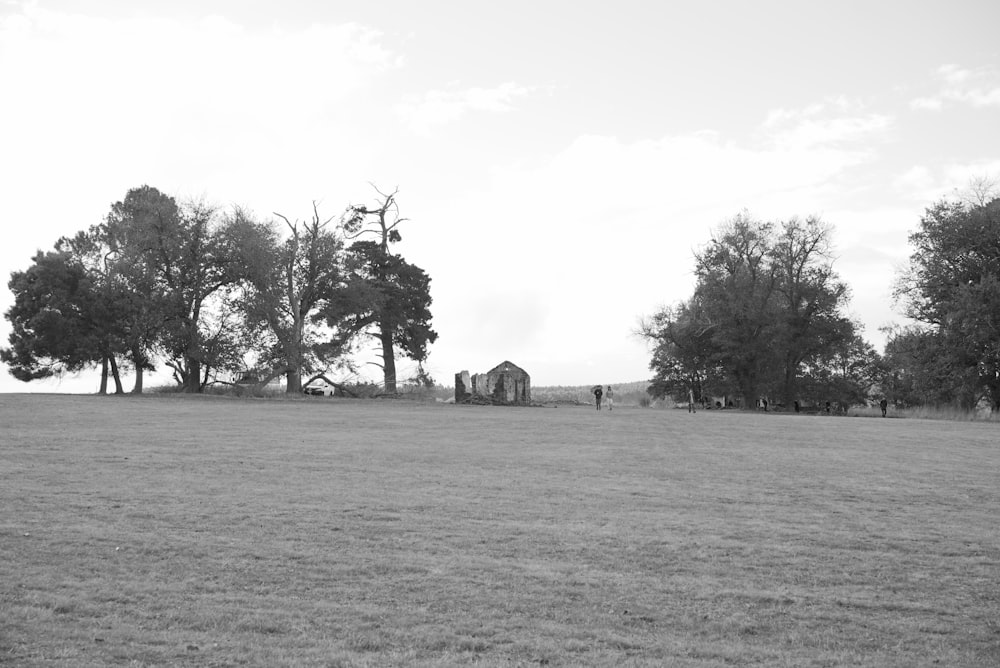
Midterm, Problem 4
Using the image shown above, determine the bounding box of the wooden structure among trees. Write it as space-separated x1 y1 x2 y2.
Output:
455 360 531 405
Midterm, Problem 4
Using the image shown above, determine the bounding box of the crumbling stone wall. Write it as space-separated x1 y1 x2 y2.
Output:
455 360 531 405
454 370 472 402
472 373 488 397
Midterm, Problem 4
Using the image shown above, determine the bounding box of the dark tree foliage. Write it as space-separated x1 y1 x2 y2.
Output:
691 213 781 406
1 250 126 391
322 186 437 393
5 183 437 394
640 297 730 406
895 196 1000 409
226 204 346 394
799 333 884 411
54 225 159 393
770 216 854 406
322 240 437 393
104 187 239 392
643 212 860 408
879 326 967 408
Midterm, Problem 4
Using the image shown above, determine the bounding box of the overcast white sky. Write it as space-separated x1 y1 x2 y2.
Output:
2 0 1000 393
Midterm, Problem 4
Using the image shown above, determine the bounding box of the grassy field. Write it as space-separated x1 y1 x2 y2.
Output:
1 395 998 667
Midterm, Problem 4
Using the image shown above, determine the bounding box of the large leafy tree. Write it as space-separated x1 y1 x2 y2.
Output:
879 326 963 408
639 296 728 405
1 249 127 392
105 186 240 392
894 194 1000 409
769 216 854 406
56 223 162 393
227 204 347 394
643 211 859 408
800 333 883 411
691 212 782 406
5 184 439 395
322 186 437 393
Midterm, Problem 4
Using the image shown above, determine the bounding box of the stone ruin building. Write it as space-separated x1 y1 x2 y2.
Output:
455 360 531 405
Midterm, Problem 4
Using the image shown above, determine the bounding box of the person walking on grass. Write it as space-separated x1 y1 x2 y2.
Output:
606 386 614 411
880 398 888 417
594 385 603 410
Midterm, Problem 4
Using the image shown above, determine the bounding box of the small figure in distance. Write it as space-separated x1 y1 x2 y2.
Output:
794 400 800 413
879 398 888 417
593 385 603 411
762 398 768 412
825 401 831 414
688 388 696 413
606 385 614 411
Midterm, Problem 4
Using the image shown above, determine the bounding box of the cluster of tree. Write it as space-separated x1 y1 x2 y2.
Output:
640 212 881 411
644 182 1000 413
888 185 1000 411
2 185 438 395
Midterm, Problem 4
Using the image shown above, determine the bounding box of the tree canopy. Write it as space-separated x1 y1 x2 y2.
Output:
644 184 1000 414
642 212 867 409
2 250 107 383
226 203 348 394
2 184 437 394
893 195 1000 409
320 186 438 393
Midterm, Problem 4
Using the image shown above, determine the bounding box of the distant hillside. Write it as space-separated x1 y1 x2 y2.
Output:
431 380 652 405
531 381 651 406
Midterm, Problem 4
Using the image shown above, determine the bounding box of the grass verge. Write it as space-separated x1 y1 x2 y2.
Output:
1 395 998 666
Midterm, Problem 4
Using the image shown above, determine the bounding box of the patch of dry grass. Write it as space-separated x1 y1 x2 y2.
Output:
1 395 998 666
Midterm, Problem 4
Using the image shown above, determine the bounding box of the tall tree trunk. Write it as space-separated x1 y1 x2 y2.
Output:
285 336 302 392
186 357 202 393
285 318 303 395
99 355 109 395
782 355 797 407
286 369 301 394
131 347 144 394
184 312 204 393
286 333 301 393
735 362 757 409
380 322 396 393
109 356 124 394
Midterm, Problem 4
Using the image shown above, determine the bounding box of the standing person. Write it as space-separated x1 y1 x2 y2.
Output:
593 385 603 410
606 386 614 411
879 398 888 417
688 388 696 413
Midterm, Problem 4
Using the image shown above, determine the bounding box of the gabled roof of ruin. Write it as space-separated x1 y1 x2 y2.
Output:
486 360 529 378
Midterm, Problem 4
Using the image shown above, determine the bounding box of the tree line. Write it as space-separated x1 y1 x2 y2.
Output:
2 185 438 395
888 184 1000 410
641 185 1000 412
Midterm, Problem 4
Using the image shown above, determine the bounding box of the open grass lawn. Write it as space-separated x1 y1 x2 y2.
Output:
1 395 998 667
